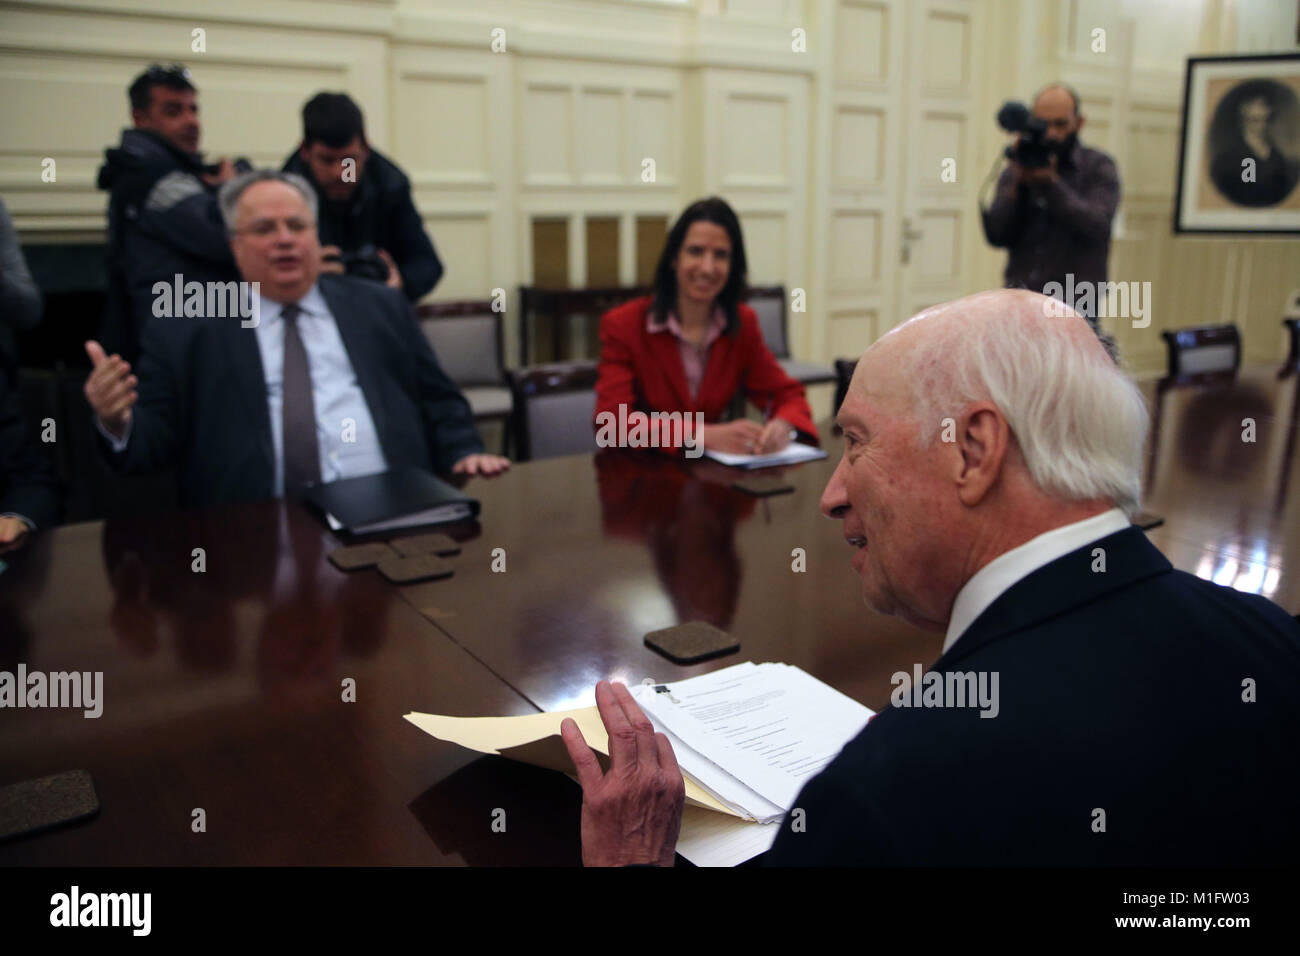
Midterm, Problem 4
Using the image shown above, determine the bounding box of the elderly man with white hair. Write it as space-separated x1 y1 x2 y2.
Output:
561 289 1300 866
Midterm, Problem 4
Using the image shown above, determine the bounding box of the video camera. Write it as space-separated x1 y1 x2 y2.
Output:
996 101 1057 169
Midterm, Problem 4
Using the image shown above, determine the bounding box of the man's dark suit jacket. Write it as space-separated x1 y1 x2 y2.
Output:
103 274 483 509
1 377 61 529
766 526 1300 865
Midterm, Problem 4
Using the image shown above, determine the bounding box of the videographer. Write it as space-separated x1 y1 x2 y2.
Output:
97 64 246 364
980 84 1120 331
282 93 443 302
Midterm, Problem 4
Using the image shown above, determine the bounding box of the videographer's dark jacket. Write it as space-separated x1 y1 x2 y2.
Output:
980 140 1120 300
97 129 239 365
282 147 443 302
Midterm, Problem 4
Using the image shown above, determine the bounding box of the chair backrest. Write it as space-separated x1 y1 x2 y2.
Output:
1160 325 1241 384
1285 288 1300 321
833 358 858 418
518 285 651 364
1281 289 1300 379
747 286 787 358
415 301 503 387
507 361 600 461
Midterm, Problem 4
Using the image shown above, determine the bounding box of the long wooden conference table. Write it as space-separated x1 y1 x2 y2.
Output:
0 449 940 865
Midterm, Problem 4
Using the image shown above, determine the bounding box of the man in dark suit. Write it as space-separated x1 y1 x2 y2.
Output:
83 169 507 510
559 289 1300 866
0 375 61 552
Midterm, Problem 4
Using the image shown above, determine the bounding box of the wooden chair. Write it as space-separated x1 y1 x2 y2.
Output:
415 300 511 453
1147 324 1242 489
1279 288 1300 380
506 361 601 462
518 285 649 365
747 285 836 387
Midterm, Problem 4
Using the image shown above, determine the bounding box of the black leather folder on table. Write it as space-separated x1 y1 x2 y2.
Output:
303 467 480 535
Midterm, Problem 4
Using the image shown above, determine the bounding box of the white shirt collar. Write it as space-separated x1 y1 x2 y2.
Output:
943 507 1130 653
257 283 328 323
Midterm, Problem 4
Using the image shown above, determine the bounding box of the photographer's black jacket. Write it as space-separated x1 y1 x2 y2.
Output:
97 129 239 365
283 147 443 302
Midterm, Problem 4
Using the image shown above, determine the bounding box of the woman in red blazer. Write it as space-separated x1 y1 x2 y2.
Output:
594 197 817 455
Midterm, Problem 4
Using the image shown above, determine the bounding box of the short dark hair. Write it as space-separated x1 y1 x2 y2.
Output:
650 197 749 335
129 64 196 112
301 92 366 148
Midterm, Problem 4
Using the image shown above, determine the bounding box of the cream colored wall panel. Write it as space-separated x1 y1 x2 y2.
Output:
576 88 623 184
828 308 879 360
921 9 970 94
0 52 131 161
741 212 787 283
836 1 889 87
918 111 965 187
628 91 674 185
394 74 490 184
727 0 794 19
914 209 961 281
832 105 884 187
830 210 881 289
1085 116 1114 156
722 94 789 186
1125 106 1179 201
195 63 354 164
424 214 492 299
521 84 573 185
1240 244 1300 364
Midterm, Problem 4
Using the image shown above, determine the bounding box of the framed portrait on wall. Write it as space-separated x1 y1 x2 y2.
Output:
1174 53 1300 234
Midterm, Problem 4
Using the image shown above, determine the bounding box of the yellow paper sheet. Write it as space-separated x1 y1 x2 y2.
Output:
404 708 741 817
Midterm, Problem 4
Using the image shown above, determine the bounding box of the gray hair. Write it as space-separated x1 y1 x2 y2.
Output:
217 169 317 232
896 291 1148 515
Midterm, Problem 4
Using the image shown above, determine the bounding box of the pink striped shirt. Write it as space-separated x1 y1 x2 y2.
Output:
646 307 727 401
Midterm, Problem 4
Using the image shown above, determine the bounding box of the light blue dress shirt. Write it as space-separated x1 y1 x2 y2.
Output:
253 284 388 495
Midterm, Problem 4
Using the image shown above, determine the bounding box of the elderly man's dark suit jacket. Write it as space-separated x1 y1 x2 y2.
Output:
102 274 483 508
766 526 1300 865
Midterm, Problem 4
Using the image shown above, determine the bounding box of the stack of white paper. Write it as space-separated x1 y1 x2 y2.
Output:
634 662 874 824
405 661 873 866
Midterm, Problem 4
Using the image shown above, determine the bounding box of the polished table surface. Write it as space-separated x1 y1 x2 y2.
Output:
4 365 1298 865
0 449 935 866
399 451 938 715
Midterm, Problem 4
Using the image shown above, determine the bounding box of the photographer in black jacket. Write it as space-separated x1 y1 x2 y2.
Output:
97 64 243 364
282 92 443 302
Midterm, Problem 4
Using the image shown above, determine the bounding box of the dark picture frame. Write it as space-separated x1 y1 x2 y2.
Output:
1174 53 1300 235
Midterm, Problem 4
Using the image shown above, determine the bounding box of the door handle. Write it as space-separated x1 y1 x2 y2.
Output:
901 217 924 265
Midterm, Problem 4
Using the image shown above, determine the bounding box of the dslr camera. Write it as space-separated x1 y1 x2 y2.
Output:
996 101 1057 168
324 244 389 283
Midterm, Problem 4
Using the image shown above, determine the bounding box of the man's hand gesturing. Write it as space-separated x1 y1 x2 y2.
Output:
83 340 137 439
561 681 685 867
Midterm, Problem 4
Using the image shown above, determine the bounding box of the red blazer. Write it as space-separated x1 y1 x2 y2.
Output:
594 296 818 448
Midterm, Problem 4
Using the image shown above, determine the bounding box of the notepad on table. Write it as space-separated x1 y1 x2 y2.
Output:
701 442 827 469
